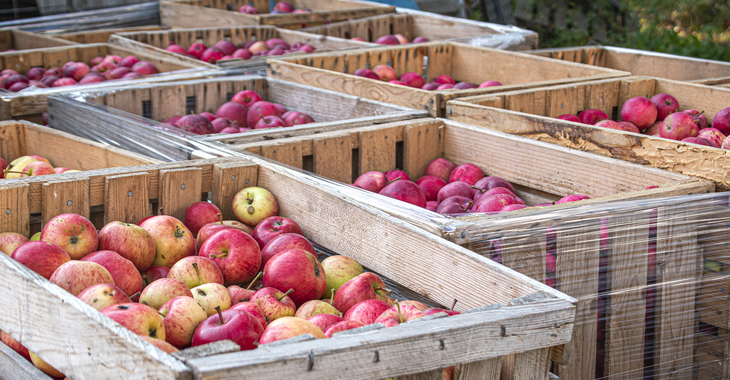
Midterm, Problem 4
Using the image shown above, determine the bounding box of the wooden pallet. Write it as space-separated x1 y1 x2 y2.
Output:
0 151 576 380
0 43 210 122
46 75 428 161
0 29 77 52
109 25 372 70
160 0 396 31
300 10 539 50
195 117 714 379
266 41 629 117
529 45 730 85
446 76 730 191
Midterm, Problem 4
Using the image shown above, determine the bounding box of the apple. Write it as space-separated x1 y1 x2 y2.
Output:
50 260 114 296
371 65 397 82
139 278 193 310
384 169 410 182
232 187 279 227
399 300 428 310
263 249 326 306
259 317 325 344
294 300 341 319
375 35 400 45
1 330 30 361
423 308 460 316
81 250 143 298
214 41 237 56
448 163 485 185
167 256 224 288
77 283 131 310
199 229 260 286
343 299 392 325
378 180 427 208
238 5 258 14
216 102 249 129
119 56 139 68
192 307 264 350
5 156 39 179
176 114 215 135
424 158 457 182
141 265 170 287
192 282 231 317
29 351 65 378
324 320 364 338
399 72 425 88
621 96 658 130
260 233 315 269
415 176 447 202
273 1 294 12
29 232 40 241
140 336 178 353
40 213 98 260
139 216 196 267
353 171 388 192
251 216 303 248
248 41 269 54
231 301 268 329
196 221 252 250
159 296 208 348
187 43 207 59
321 255 363 299
98 221 156 271
0 232 28 256
101 303 165 340
22 161 55 176
184 202 222 237
231 90 263 108
306 314 344 333
333 273 389 314
250 287 296 321
374 304 426 327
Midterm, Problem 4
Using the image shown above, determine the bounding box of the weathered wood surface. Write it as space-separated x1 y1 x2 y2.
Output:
56 26 165 44
0 339 54 380
0 29 77 52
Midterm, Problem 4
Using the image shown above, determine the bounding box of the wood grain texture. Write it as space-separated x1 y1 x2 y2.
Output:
105 173 150 224
455 357 501 380
359 125 396 174
41 178 91 227
158 168 203 221
0 340 54 380
211 162 258 221
513 348 550 380
313 133 352 184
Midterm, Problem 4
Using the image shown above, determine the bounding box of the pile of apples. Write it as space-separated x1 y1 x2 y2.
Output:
352 66 502 90
558 93 730 149
239 1 310 15
0 154 79 179
159 90 316 135
165 37 316 64
370 34 430 45
0 186 458 378
0 55 158 92
352 157 590 214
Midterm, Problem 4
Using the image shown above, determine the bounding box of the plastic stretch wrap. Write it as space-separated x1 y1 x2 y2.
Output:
0 3 160 33
450 31 538 51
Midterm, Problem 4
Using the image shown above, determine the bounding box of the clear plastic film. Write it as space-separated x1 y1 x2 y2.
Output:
0 3 160 33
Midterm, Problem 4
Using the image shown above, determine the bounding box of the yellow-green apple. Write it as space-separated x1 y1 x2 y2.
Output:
259 317 325 344
0 232 29 256
423 308 460 316
101 303 166 340
29 232 40 241
29 351 64 378
199 229 260 286
250 287 296 321
343 299 392 325
230 301 268 329
81 250 143 299
251 216 303 248
399 300 428 311
98 221 156 271
77 283 130 311
192 283 231 317
167 256 223 288
374 304 426 327
232 187 278 227
140 278 193 310
41 213 98 260
50 261 114 296
321 255 363 299
228 272 262 304
306 314 344 332
22 161 54 176
159 296 208 348
184 202 222 237
11 241 69 279
1 330 30 361
324 320 364 338
263 249 326 306
140 336 178 353
192 307 264 350
141 265 170 287
333 273 389 314
5 156 39 179
294 300 341 319
196 221 252 250
139 216 196 267
260 233 314 268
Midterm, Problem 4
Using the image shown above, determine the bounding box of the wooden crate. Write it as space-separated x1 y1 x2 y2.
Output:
528 45 730 86
195 117 714 379
46 75 428 161
0 151 576 380
0 43 211 122
301 11 539 51
266 41 629 117
0 29 77 52
53 25 166 44
446 76 730 191
160 0 396 30
109 25 372 70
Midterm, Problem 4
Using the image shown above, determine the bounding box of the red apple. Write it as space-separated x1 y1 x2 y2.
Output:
192 307 263 350
232 49 253 60
307 314 343 332
374 35 400 45
294 300 341 319
159 296 208 348
423 308 460 316
415 175 447 202
175 114 215 135
1 330 30 361
231 90 262 108
399 72 425 88
62 63 90 81
199 229 260 286
230 301 268 329
260 233 315 269
343 299 392 325
372 65 396 82
98 221 156 271
50 260 114 296
184 202 223 237
259 317 325 344
374 304 426 327
192 283 232 316
141 265 170 287
139 278 193 310
333 272 389 314
77 283 130 310
140 336 178 353
196 221 253 250
263 249 326 306
324 320 364 337
282 111 315 126
425 158 457 182
232 187 279 227
251 216 303 248
29 351 64 378
187 43 207 59
250 287 296 321
384 169 410 182
0 232 28 256
139 216 196 267
254 115 285 129
216 102 248 129
81 250 143 298
449 163 485 185
246 101 278 127
353 171 388 192
101 303 165 340
40 213 98 260
379 180 427 208
167 256 224 288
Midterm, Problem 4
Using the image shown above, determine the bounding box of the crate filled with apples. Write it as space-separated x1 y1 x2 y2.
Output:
0 29 78 53
109 25 370 69
0 155 574 379
0 43 210 121
46 75 427 161
301 11 538 50
201 117 716 380
266 41 628 117
447 76 730 190
160 0 395 31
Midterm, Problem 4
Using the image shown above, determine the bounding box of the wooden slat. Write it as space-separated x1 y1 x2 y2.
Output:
393 369 441 380
455 358 501 380
41 179 91 227
0 340 54 380
402 120 443 180
359 126 397 174
513 348 550 380
0 184 31 237
211 162 259 221
105 173 150 225
151 85 187 122
261 141 304 169
313 134 352 184
158 168 203 222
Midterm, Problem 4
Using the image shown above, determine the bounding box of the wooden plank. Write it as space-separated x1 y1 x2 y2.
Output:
393 369 442 380
211 162 259 221
41 179 90 227
158 168 203 222
402 120 443 179
455 358 501 380
501 234 546 283
0 340 54 380
105 173 150 225
426 44 452 82
151 85 187 122
359 126 397 174
261 141 304 169
313 134 352 184
0 184 31 237
544 86 579 118
513 348 550 380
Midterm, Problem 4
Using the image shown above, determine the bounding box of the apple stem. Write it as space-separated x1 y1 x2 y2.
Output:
217 213 223 225
129 291 140 300
464 201 473 211
246 272 263 290
157 310 166 318
471 186 485 193
451 299 458 311
215 306 225 325
330 288 335 305
192 262 203 287
396 301 403 323
4 170 26 175
385 176 402 186
277 288 294 301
